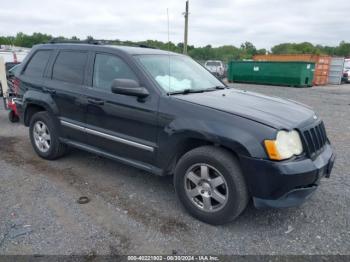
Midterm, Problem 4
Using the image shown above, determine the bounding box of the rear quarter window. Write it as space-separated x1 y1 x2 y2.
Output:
52 51 88 85
23 50 52 78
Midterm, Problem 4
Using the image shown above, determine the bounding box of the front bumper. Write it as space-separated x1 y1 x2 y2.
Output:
240 144 335 208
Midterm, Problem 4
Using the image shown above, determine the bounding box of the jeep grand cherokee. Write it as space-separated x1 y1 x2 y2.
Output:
14 42 335 224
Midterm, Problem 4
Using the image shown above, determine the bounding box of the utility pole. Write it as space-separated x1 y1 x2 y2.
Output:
183 0 189 54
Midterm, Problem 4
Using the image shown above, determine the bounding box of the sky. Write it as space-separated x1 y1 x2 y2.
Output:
0 0 349 49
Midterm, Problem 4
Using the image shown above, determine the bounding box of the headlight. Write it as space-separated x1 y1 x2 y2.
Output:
264 130 303 160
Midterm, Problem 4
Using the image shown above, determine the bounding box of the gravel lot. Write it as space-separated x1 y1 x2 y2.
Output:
0 83 349 255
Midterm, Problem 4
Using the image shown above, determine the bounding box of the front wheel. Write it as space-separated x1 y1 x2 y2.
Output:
174 146 249 225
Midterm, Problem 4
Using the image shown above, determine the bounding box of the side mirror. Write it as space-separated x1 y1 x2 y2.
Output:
111 79 149 98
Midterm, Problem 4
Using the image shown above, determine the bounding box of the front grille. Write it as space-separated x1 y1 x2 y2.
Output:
302 121 328 158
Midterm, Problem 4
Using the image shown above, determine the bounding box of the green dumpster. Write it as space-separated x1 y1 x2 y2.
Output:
228 61 315 87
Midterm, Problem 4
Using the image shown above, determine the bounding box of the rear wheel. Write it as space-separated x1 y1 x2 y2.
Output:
174 146 249 225
29 111 67 160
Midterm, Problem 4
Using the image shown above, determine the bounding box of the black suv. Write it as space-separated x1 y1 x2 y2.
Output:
15 43 335 225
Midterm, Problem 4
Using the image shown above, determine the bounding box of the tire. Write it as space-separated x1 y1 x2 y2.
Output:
29 111 67 160
8 110 19 123
174 146 249 225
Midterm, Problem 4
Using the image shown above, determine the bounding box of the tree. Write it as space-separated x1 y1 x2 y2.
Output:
239 42 258 59
257 48 267 55
335 41 350 57
86 35 94 41
271 42 325 55
1 32 349 61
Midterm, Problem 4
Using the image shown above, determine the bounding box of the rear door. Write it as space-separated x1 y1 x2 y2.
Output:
43 49 90 142
83 52 159 165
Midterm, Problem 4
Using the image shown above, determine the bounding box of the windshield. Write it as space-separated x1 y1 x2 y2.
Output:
137 55 225 93
206 61 221 67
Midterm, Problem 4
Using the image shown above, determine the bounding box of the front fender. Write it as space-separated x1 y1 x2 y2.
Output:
156 115 276 173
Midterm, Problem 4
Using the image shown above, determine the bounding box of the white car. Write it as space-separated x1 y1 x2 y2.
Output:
204 60 225 78
342 59 350 83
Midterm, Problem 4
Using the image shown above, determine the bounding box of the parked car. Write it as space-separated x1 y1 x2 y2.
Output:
342 59 350 83
0 59 21 121
0 47 30 63
5 62 20 76
204 60 225 78
4 63 21 122
1 62 20 96
15 42 335 225
7 63 21 91
0 49 27 97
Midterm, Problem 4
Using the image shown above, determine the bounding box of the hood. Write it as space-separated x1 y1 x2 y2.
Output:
174 89 316 129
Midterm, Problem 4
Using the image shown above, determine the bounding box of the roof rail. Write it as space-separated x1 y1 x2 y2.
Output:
48 38 103 45
137 44 156 49
47 38 157 49
110 41 156 49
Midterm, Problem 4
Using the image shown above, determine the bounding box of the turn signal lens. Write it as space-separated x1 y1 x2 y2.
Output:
264 140 282 160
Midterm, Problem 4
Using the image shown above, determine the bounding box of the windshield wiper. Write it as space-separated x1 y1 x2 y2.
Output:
168 86 228 95
202 86 229 92
168 89 206 95
211 86 226 90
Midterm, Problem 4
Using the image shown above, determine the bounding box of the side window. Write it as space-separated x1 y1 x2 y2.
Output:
52 51 88 85
93 54 138 90
23 50 52 77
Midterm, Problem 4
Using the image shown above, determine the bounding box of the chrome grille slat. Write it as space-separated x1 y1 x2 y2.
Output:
302 121 328 158
320 122 327 144
310 129 318 152
317 125 325 145
311 128 319 150
314 126 322 151
315 125 323 147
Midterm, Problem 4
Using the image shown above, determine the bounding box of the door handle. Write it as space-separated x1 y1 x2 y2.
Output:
87 98 105 105
43 88 56 95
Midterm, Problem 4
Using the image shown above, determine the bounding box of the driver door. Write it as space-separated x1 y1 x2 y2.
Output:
84 52 159 165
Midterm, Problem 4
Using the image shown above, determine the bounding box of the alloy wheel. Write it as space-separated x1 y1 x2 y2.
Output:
184 163 229 212
33 121 51 153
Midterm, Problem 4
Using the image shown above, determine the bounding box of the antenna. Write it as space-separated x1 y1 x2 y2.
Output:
167 8 170 50
167 8 171 93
